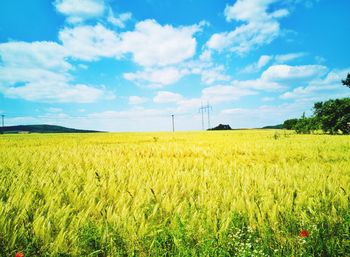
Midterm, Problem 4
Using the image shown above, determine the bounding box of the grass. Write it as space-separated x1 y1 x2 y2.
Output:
0 130 349 256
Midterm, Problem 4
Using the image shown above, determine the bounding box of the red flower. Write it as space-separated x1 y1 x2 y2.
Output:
299 230 309 237
15 252 24 257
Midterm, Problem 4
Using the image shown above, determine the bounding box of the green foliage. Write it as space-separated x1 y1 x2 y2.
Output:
313 98 350 134
0 124 100 134
342 73 350 88
262 124 283 129
294 116 319 134
282 119 299 130
208 124 232 130
283 98 350 134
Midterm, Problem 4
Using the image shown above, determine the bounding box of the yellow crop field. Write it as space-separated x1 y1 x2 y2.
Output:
0 130 349 256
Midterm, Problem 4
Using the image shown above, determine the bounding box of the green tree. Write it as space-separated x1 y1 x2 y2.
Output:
294 116 319 134
342 73 350 88
313 98 350 134
282 118 299 130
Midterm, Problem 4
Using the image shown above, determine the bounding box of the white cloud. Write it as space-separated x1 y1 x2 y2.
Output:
124 67 187 87
280 68 350 100
207 0 289 54
199 65 231 84
224 0 280 22
241 53 307 74
201 85 256 103
261 64 328 81
232 79 284 91
257 55 273 69
128 96 148 105
0 41 114 103
0 41 70 71
59 24 122 61
89 108 167 119
2 81 109 103
176 98 203 111
120 19 202 67
275 52 306 63
207 20 280 54
54 0 105 23
241 55 272 73
153 91 184 104
108 8 132 28
221 102 309 127
59 20 204 68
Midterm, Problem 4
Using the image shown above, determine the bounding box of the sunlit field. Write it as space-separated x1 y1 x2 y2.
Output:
0 130 349 256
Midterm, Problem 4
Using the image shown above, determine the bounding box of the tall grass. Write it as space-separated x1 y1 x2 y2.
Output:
0 130 349 256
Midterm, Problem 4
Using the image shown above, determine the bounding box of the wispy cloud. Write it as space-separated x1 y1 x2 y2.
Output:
107 8 132 28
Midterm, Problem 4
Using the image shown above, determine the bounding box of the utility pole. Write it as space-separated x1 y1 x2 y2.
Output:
199 102 212 130
171 114 175 132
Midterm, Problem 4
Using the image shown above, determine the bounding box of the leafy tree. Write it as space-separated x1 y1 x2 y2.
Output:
342 73 350 88
294 116 319 134
283 118 299 130
313 98 350 134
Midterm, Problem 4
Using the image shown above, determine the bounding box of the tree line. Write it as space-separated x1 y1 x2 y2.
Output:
282 73 350 134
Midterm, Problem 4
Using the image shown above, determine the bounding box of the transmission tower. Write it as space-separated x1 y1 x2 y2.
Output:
199 102 212 130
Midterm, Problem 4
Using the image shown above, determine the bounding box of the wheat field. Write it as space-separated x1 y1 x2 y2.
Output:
0 130 349 256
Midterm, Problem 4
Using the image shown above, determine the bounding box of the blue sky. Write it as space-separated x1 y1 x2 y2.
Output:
0 0 349 131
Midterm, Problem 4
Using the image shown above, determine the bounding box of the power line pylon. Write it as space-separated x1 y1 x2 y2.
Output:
199 102 212 130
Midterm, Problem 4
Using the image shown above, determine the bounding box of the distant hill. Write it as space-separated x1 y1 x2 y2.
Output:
0 124 101 134
261 124 283 129
208 124 232 130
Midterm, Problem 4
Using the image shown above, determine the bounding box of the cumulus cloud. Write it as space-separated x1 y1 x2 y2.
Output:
206 0 289 54
0 41 113 103
241 52 307 74
280 68 350 100
261 64 328 81
59 24 122 61
54 0 106 23
120 19 202 67
2 81 109 103
0 41 70 71
58 19 203 68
